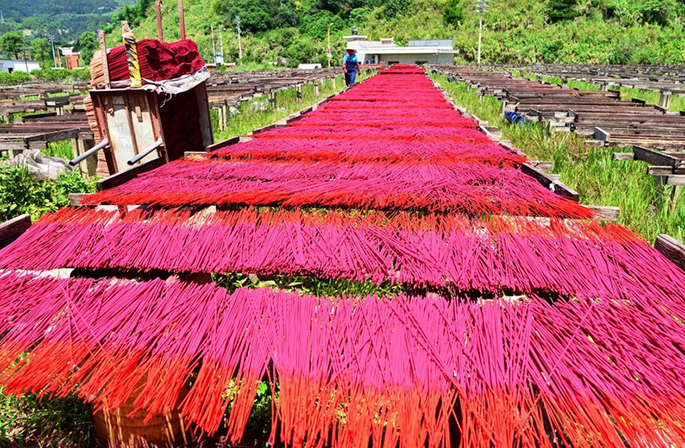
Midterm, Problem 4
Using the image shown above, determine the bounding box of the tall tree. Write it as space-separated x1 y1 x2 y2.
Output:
30 37 52 65
0 31 25 59
77 31 98 66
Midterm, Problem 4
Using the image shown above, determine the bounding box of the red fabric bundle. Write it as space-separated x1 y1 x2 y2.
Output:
107 39 205 82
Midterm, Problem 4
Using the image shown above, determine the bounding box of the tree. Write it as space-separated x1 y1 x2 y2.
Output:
216 0 298 33
547 0 578 22
0 31 25 59
30 37 52 66
443 0 463 25
383 0 410 18
77 31 98 66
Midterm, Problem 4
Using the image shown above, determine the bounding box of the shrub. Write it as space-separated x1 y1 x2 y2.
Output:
0 72 31 85
0 163 96 222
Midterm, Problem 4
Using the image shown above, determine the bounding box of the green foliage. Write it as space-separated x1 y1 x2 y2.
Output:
0 71 30 85
215 0 298 34
384 0 411 18
547 0 578 22
30 68 91 83
0 162 97 222
0 31 25 59
0 388 93 447
30 37 52 67
0 0 133 42
76 32 99 66
443 0 464 25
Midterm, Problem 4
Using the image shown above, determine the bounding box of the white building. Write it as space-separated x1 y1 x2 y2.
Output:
0 59 41 73
343 36 458 65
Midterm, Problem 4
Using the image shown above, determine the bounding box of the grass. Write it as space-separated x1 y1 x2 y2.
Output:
432 73 685 243
0 387 94 447
212 73 365 142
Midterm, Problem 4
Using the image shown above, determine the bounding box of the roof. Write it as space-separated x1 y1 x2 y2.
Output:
366 47 459 55
345 36 458 55
0 59 40 63
59 47 80 56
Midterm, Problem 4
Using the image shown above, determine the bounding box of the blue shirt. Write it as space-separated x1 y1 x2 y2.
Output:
344 54 358 73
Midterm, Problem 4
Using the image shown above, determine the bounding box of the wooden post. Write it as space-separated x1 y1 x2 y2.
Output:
655 235 685 272
155 1 164 41
0 215 31 249
269 90 278 110
217 105 224 131
97 30 110 88
178 0 186 40
332 76 336 89
314 82 320 97
659 90 672 111
296 84 303 100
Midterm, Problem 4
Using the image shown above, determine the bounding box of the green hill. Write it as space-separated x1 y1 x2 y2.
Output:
0 0 135 42
107 0 685 67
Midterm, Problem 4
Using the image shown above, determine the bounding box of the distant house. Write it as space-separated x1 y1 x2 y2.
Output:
0 59 41 73
59 47 81 71
342 36 458 65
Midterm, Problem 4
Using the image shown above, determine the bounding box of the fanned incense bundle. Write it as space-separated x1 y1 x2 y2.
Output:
212 138 525 167
1 207 681 301
3 67 684 447
379 65 425 74
2 271 685 447
82 158 590 218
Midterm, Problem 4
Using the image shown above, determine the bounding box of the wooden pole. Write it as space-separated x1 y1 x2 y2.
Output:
155 1 163 41
97 30 110 88
178 0 186 40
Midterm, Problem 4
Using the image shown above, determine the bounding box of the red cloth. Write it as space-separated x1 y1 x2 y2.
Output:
107 39 205 82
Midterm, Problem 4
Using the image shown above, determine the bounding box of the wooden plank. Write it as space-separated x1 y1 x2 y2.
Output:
594 127 610 142
529 161 553 173
647 166 674 176
612 152 634 161
633 146 679 168
521 163 580 201
585 205 620 222
667 175 685 186
205 136 241 153
184 151 207 160
0 214 31 249
96 157 164 192
655 234 685 272
68 193 85 206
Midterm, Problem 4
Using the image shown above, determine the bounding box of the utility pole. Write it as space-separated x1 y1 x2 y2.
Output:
49 35 57 68
219 25 224 63
236 15 242 61
210 24 216 64
327 22 333 68
0 10 4 24
476 0 488 65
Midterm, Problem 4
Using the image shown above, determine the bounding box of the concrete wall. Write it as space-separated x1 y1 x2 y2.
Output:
358 53 453 65
0 60 41 73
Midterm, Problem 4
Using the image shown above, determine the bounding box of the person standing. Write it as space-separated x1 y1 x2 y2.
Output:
343 47 360 86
